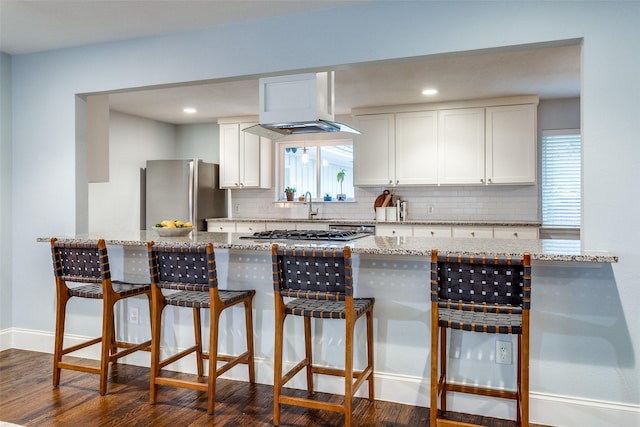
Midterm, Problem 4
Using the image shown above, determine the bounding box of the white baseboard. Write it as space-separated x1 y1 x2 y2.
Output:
1 328 638 427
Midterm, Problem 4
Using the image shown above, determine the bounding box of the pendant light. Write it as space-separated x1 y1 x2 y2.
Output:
301 140 309 164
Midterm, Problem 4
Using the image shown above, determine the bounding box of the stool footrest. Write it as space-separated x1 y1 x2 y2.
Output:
445 382 518 400
279 395 345 414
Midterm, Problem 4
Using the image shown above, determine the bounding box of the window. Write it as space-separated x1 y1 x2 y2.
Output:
541 130 581 227
279 139 354 200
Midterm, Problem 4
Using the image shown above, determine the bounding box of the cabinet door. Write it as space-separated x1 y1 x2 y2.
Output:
395 111 438 185
375 224 413 237
451 226 493 238
354 114 395 186
413 225 452 238
239 123 261 188
219 123 241 188
438 108 485 185
493 226 538 239
235 222 266 233
207 221 236 232
486 104 536 184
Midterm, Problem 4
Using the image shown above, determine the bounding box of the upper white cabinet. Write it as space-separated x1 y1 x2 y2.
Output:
354 114 395 186
353 96 538 187
354 111 437 186
485 104 536 184
437 108 486 185
219 121 272 189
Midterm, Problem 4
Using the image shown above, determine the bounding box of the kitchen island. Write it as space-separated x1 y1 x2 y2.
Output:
37 231 618 422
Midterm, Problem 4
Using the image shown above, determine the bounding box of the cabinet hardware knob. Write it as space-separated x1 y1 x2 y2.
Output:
480 179 484 183
514 232 518 237
471 232 475 236
431 231 434 236
389 180 393 185
488 178 493 183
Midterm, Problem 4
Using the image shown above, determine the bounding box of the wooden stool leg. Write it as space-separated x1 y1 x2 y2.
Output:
99 299 115 396
193 307 204 377
344 315 355 427
53 291 69 388
304 316 313 392
273 309 286 426
430 307 439 426
149 293 165 404
440 327 447 412
206 306 220 415
521 334 530 427
244 298 256 383
366 308 375 400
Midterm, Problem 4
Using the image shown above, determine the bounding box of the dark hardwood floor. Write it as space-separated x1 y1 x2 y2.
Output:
0 349 549 426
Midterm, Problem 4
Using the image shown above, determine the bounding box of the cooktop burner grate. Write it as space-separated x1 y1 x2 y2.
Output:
240 229 370 241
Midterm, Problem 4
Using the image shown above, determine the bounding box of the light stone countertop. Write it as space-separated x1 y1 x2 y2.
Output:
206 218 542 227
38 230 617 263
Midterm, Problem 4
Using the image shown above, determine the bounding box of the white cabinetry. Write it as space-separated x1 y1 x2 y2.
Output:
451 226 494 239
219 121 272 189
438 108 486 185
485 104 536 184
235 223 266 233
493 226 538 239
207 221 236 232
413 225 452 238
354 111 438 186
375 224 413 237
354 114 395 186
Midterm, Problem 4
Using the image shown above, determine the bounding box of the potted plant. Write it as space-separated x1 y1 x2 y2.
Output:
324 193 332 201
336 169 346 201
284 186 296 201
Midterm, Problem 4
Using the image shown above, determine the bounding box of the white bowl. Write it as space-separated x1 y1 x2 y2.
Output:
152 226 193 237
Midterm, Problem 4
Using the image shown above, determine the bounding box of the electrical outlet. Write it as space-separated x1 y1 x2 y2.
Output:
428 206 434 214
235 203 240 213
129 307 139 324
496 340 512 364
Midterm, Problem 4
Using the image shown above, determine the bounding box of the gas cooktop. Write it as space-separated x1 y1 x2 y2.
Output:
240 229 371 241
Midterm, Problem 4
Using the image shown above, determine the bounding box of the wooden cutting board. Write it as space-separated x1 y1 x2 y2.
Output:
374 190 390 211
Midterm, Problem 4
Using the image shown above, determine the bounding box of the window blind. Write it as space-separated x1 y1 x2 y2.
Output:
541 130 581 227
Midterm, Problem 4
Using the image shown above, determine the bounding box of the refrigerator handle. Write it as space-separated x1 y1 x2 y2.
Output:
189 160 196 225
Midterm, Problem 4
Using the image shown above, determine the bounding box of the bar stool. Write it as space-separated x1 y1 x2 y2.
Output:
147 242 255 415
50 238 152 395
271 244 375 427
430 249 532 427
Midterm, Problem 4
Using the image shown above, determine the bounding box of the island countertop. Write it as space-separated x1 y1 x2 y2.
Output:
38 231 617 263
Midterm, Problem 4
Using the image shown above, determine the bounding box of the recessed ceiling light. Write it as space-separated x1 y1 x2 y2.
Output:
422 89 438 96
183 107 197 114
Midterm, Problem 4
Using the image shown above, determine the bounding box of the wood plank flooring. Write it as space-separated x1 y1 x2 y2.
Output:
0 349 550 427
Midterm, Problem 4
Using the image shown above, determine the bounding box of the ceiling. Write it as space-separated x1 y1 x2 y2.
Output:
0 1 581 125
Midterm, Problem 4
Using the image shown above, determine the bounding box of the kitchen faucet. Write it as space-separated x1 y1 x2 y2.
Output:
304 191 319 219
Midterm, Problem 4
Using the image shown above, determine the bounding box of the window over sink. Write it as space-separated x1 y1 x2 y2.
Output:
278 139 354 201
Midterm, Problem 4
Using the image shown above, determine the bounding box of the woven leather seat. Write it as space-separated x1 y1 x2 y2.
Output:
50 238 152 395
430 249 532 427
271 244 375 427
147 242 255 415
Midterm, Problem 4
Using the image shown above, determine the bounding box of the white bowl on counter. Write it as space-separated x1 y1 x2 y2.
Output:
152 226 193 237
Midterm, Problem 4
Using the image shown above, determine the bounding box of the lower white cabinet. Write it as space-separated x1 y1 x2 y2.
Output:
493 226 538 239
375 224 413 237
413 225 452 238
206 221 236 232
235 223 266 233
451 226 494 239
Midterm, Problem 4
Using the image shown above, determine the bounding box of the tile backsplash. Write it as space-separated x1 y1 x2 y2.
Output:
229 185 539 223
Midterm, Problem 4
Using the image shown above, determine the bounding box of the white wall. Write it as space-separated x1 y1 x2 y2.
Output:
88 112 176 232
175 123 219 163
5 2 640 425
0 52 12 331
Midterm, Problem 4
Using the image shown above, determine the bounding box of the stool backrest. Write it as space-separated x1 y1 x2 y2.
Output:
271 244 353 301
431 251 531 312
51 238 109 284
148 243 217 292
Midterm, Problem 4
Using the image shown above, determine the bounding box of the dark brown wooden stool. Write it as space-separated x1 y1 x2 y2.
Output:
430 249 532 427
147 242 255 415
50 238 152 395
271 244 375 427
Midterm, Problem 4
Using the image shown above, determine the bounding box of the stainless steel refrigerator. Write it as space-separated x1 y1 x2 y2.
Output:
143 159 227 231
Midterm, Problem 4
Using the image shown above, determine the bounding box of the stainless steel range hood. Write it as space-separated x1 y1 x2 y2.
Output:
242 71 360 140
